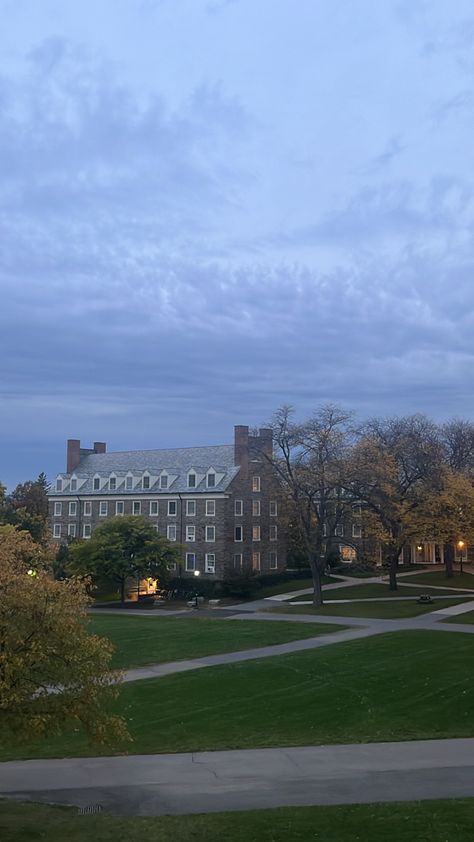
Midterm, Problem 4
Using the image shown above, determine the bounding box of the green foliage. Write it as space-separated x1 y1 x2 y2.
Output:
0 474 50 543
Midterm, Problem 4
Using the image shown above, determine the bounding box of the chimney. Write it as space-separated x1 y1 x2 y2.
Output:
67 439 81 473
234 425 249 475
258 428 273 457
93 442 107 454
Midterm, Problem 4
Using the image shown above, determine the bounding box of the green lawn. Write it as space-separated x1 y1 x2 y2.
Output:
2 630 474 760
444 610 474 625
398 570 474 589
253 574 336 599
294 582 470 602
270 598 470 619
3 799 474 842
88 615 343 669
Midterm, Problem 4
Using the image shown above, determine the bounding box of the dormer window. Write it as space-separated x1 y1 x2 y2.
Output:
56 478 62 492
126 475 133 490
207 471 216 488
142 474 150 490
160 473 168 490
188 472 196 488
109 476 116 491
70 478 77 492
93 477 100 491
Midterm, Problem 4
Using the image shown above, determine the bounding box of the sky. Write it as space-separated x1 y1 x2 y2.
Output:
1 0 474 487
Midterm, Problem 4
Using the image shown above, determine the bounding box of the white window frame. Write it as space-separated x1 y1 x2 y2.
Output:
205 553 216 574
270 524 277 542
132 500 141 516
186 500 196 517
205 525 215 542
54 502 62 516
83 523 91 539
234 499 243 516
160 473 169 490
116 500 124 516
270 551 278 570
150 500 159 516
335 524 344 537
270 501 278 517
252 500 260 517
68 501 77 517
205 500 215 517
186 524 195 542
168 500 177 516
70 478 77 492
206 471 216 488
56 478 62 492
234 553 243 568
53 524 61 538
252 476 261 492
185 552 196 572
235 525 243 542
93 476 100 491
83 501 92 517
99 501 108 517
187 472 196 489
352 524 362 538
67 523 76 538
126 475 133 490
252 525 261 542
167 524 177 541
252 551 261 571
109 476 117 491
142 473 150 490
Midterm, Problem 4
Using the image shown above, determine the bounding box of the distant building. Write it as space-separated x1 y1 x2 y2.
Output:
48 426 286 580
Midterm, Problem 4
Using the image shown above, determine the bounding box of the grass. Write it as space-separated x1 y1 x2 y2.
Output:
266 598 469 619
252 574 335 599
444 610 474 625
298 582 470 602
3 799 474 842
87 615 344 669
2 630 474 760
398 570 474 589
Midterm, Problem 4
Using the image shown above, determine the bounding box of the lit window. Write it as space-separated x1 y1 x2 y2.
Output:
270 525 277 541
206 500 215 517
83 501 91 516
234 499 243 516
132 501 141 515
252 500 260 517
126 476 133 490
53 524 61 538
69 502 77 517
116 501 124 516
56 478 62 492
186 525 195 542
54 502 62 516
70 478 77 492
168 500 177 516
109 477 116 491
150 500 159 516
252 551 261 571
270 551 278 569
142 475 150 490
83 523 91 539
234 553 243 568
186 500 196 517
252 525 261 542
167 524 177 541
270 501 278 517
207 471 216 488
160 474 168 489
352 524 362 538
93 477 100 491
188 472 196 488
68 523 76 538
99 501 108 517
252 476 260 492
185 552 196 572
205 553 216 574
235 525 243 542
206 525 215 542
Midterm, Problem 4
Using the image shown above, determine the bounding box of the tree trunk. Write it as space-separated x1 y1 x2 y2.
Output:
388 552 398 591
120 576 126 604
444 543 454 579
310 558 323 607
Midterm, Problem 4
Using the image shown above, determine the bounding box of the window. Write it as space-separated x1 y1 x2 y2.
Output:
70 478 77 492
322 523 328 537
142 474 150 490
68 523 76 537
186 525 195 542
186 500 196 517
205 553 216 574
252 525 261 542
160 474 168 489
132 501 141 515
56 479 62 492
167 561 177 571
99 501 108 517
270 525 277 542
252 500 260 517
234 553 243 568
252 476 260 492
185 552 196 572
116 500 124 516
54 502 62 516
206 525 215 542
168 500 177 516
167 524 177 541
153 523 160 532
234 499 243 516
83 501 91 517
252 551 261 571
93 477 100 491
207 471 216 488
270 501 278 517
126 476 133 490
83 523 91 539
206 500 215 517
69 501 77 517
352 524 362 538
188 472 196 488
235 525 243 542
53 524 61 538
150 500 159 516
335 524 344 537
270 551 278 570
109 477 116 491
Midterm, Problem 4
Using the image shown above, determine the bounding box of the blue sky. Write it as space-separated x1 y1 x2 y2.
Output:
1 0 473 487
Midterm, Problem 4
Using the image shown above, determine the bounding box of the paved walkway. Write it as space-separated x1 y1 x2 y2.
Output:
3 738 474 815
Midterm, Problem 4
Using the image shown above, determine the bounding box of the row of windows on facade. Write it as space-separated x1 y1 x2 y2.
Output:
182 550 278 574
53 499 278 518
52 521 278 543
233 551 279 571
56 473 264 493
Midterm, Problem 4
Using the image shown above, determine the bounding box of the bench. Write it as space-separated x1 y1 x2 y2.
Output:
416 594 434 604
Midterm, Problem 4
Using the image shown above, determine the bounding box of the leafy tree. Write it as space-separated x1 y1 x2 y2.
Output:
69 515 181 603
0 526 127 746
5 474 50 543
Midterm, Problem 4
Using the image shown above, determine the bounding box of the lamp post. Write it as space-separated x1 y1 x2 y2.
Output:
457 541 465 576
193 569 200 608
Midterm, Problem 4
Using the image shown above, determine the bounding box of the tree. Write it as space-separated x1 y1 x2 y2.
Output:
6 474 50 544
69 515 181 603
348 415 442 590
266 405 354 606
0 526 127 746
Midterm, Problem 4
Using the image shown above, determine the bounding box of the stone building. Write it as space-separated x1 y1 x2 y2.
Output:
48 425 286 580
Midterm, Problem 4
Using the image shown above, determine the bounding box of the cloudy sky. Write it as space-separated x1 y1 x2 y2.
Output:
1 0 473 486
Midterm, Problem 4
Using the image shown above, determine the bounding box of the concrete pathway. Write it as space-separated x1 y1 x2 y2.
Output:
4 738 474 815
429 600 474 617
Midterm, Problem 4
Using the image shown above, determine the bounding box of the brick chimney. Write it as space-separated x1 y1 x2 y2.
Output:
93 442 107 454
234 425 249 475
258 428 273 457
67 439 81 473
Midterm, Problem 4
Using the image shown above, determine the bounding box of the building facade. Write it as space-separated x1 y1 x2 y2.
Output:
48 425 286 579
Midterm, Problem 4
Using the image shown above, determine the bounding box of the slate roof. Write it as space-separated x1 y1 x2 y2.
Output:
50 444 239 495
